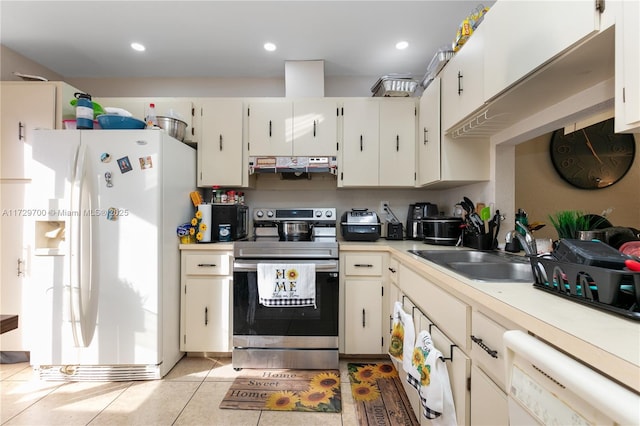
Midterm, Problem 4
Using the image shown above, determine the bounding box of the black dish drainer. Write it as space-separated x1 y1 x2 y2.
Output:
529 255 640 321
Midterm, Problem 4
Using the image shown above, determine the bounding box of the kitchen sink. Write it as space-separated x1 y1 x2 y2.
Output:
408 250 534 282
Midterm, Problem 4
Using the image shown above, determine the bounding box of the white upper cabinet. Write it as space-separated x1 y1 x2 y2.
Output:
339 98 380 187
379 99 416 187
292 98 339 156
440 27 485 132
247 99 293 156
197 99 244 187
615 0 640 133
417 78 441 186
483 0 601 102
247 98 339 156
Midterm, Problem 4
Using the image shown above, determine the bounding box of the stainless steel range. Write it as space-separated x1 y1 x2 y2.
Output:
232 207 339 370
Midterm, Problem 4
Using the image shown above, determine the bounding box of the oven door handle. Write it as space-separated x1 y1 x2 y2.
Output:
233 260 339 272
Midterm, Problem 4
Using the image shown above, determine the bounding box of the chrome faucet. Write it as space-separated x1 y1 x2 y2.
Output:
505 221 537 255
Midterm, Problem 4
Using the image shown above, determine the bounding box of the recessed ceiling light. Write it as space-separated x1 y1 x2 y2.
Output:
131 42 146 52
264 42 277 52
395 41 409 50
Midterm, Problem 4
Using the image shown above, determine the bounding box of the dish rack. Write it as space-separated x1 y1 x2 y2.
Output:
530 255 640 321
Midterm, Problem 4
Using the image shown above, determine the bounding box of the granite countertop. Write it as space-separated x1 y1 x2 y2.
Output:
340 239 640 392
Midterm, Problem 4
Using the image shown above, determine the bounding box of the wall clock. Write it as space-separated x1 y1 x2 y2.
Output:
549 118 636 189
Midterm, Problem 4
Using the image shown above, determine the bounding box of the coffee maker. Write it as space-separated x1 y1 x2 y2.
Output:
407 203 439 240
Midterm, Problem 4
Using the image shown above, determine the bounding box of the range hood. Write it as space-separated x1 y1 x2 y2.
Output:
249 156 337 176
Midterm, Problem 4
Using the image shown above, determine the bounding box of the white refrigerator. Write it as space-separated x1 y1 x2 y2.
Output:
29 130 195 381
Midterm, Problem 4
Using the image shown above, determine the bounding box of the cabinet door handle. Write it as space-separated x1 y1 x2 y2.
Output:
362 308 366 327
205 307 209 325
457 71 464 95
18 122 25 141
269 120 272 137
197 263 217 267
470 335 498 358
17 258 25 277
313 120 317 137
354 263 373 268
396 135 399 152
423 128 428 144
360 135 363 151
219 134 223 151
388 267 396 273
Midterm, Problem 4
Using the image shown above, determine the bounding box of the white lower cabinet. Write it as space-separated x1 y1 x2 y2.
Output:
470 364 508 426
341 252 386 354
180 249 233 352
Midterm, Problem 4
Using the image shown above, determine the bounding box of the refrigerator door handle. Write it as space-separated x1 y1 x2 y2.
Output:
69 143 97 347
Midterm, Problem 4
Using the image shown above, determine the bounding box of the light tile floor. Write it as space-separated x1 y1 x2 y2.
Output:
1 356 383 425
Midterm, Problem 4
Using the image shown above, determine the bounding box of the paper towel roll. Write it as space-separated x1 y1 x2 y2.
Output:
197 204 212 243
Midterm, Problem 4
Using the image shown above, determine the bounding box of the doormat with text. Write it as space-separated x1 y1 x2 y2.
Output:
348 362 419 426
219 369 341 413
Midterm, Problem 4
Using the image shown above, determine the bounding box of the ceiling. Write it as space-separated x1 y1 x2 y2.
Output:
0 1 493 81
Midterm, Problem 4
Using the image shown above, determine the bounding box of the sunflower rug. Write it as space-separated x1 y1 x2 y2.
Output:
219 369 341 413
348 362 419 426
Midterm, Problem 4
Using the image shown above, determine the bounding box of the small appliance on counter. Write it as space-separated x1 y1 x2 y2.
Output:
423 216 463 246
341 208 381 241
407 202 439 240
209 204 248 241
381 202 403 240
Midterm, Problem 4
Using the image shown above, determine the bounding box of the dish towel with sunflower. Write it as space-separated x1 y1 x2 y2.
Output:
388 301 416 373
406 330 457 426
257 263 316 307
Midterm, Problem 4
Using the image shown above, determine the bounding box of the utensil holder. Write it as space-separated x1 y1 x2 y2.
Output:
463 232 496 251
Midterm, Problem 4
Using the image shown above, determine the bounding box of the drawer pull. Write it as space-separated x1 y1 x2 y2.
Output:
362 309 366 327
197 263 217 267
471 335 498 358
205 307 209 325
354 263 373 268
388 267 396 273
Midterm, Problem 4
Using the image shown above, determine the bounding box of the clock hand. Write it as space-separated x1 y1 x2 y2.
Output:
582 129 603 165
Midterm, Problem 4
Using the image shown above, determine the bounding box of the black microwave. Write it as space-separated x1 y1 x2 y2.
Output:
210 204 249 241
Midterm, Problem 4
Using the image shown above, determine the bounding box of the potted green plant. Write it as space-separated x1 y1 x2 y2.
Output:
548 210 608 240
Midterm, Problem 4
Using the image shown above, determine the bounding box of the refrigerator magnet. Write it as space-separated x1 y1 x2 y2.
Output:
100 152 112 163
117 156 133 174
104 171 113 188
106 207 118 221
139 156 153 170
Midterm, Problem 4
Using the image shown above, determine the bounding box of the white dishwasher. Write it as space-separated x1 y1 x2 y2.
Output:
503 330 639 425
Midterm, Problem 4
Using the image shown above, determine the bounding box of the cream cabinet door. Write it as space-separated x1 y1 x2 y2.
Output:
247 99 293 156
344 279 383 354
470 364 508 426
615 0 640 133
292 98 338 156
181 276 232 352
1 83 57 180
441 29 485 132
198 99 244 187
483 0 600 102
339 98 379 187
379 99 416 187
417 78 441 186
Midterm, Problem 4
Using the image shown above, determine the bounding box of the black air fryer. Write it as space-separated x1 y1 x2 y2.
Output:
406 203 439 240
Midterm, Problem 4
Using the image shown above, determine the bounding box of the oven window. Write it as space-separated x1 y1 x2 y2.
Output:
233 271 338 336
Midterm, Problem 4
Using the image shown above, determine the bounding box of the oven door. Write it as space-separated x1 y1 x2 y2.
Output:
232 259 339 337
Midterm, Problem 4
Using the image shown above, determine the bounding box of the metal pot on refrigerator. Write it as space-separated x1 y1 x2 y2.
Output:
422 216 463 246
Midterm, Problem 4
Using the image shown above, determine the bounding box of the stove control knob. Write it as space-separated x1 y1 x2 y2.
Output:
255 210 264 218
325 210 333 218
315 210 322 218
266 210 274 218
